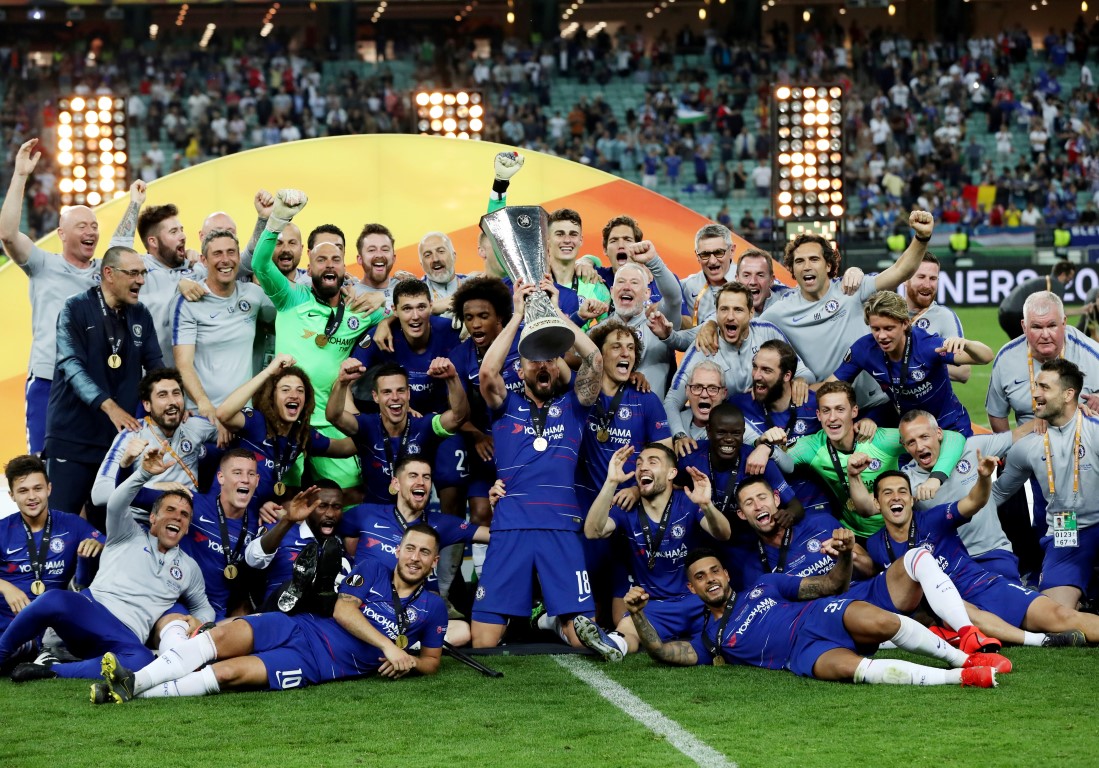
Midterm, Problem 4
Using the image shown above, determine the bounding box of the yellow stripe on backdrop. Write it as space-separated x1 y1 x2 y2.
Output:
0 134 776 461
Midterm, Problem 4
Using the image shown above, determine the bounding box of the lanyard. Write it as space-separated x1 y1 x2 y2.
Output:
95 287 125 358
1044 409 1083 501
271 433 301 486
883 331 914 415
757 525 793 574
526 394 551 440
215 498 249 570
708 448 741 515
312 291 346 343
592 385 628 436
382 418 413 482
636 496 674 570
145 417 198 488
390 580 426 639
825 440 853 501
703 591 738 661
883 518 918 563
691 283 720 325
391 504 427 531
762 399 796 444
20 513 52 586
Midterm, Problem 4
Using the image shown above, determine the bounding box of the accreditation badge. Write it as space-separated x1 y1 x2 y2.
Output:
1053 510 1078 548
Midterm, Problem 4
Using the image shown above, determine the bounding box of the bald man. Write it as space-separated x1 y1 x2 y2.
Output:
0 138 103 454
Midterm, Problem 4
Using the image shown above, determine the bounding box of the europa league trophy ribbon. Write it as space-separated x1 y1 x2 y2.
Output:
480 206 575 361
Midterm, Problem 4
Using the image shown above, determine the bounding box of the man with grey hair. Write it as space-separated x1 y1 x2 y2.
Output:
736 248 791 315
171 229 275 432
417 231 464 315
679 223 736 328
986 290 1099 432
1 138 103 454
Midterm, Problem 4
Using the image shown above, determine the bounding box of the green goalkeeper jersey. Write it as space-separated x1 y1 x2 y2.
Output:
783 427 966 537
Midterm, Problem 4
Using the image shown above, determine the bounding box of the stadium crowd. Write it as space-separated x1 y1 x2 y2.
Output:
7 19 1099 246
2 138 1099 704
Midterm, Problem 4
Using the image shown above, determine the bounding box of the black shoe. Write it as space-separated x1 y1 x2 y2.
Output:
11 651 59 682
315 537 343 592
1042 629 1087 647
277 541 319 613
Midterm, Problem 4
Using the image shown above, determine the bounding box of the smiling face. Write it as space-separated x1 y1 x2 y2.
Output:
144 377 185 433
149 493 193 552
906 261 939 311
373 373 411 428
396 290 432 343
791 241 831 299
1024 309 1067 362
274 374 306 424
635 447 676 500
203 235 241 291
696 236 733 286
521 357 563 402
736 255 773 314
604 223 637 270
816 391 857 444
274 224 303 276
308 488 344 539
686 556 733 608
358 233 395 288
716 289 752 345
751 347 789 404
394 460 432 513
601 329 637 386
549 218 583 264
217 455 259 511
309 243 346 301
875 475 914 529
899 415 943 470
151 216 187 268
611 265 650 319
687 367 726 425
461 299 503 352
419 234 456 284
10 471 51 526
1033 369 1070 421
395 528 440 587
736 481 783 536
707 409 745 462
868 313 910 359
57 205 99 264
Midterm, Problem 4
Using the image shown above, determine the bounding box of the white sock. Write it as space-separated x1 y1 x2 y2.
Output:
133 632 217 695
607 631 628 655
157 620 190 655
472 543 488 579
891 613 969 667
1022 631 1046 647
137 666 220 698
854 657 962 686
903 546 971 632
537 614 569 643
435 543 463 598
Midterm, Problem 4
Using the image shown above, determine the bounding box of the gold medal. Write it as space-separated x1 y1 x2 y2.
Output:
395 634 408 649
596 428 610 443
273 481 287 496
30 579 46 596
223 564 239 580
712 656 725 667
314 334 329 348
107 354 122 369
844 498 855 513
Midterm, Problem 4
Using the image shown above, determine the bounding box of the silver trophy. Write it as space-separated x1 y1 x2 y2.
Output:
480 206 574 361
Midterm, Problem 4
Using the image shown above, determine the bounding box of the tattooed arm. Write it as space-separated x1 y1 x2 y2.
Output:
624 586 699 666
109 181 146 248
795 528 854 600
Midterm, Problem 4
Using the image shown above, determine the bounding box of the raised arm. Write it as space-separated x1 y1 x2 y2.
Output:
957 451 997 518
430 357 470 434
795 528 854 598
325 359 366 436
109 180 146 247
584 446 633 539
0 139 40 265
106 448 174 543
252 189 309 310
871 211 934 292
934 336 994 366
683 466 732 541
215 353 296 431
844 452 879 518
479 282 528 411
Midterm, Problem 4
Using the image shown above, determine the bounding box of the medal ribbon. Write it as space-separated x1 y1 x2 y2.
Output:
883 330 914 415
709 448 741 516
756 525 793 574
390 579 426 639
20 512 52 587
392 503 427 531
636 495 674 570
882 518 918 563
591 385 628 435
145 417 199 488
526 394 550 442
95 287 125 359
382 418 413 483
703 590 738 661
825 440 854 505
1044 409 1082 502
215 498 250 571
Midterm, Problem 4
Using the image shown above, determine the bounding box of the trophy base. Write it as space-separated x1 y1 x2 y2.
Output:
518 319 575 361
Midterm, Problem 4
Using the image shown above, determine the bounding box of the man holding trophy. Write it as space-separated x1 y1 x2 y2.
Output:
470 206 605 649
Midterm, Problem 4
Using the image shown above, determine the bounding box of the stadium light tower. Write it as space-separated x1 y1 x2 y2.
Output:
771 84 845 251
57 94 128 211
413 90 484 140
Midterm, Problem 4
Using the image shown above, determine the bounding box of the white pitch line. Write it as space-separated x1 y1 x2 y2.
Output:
553 655 736 768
